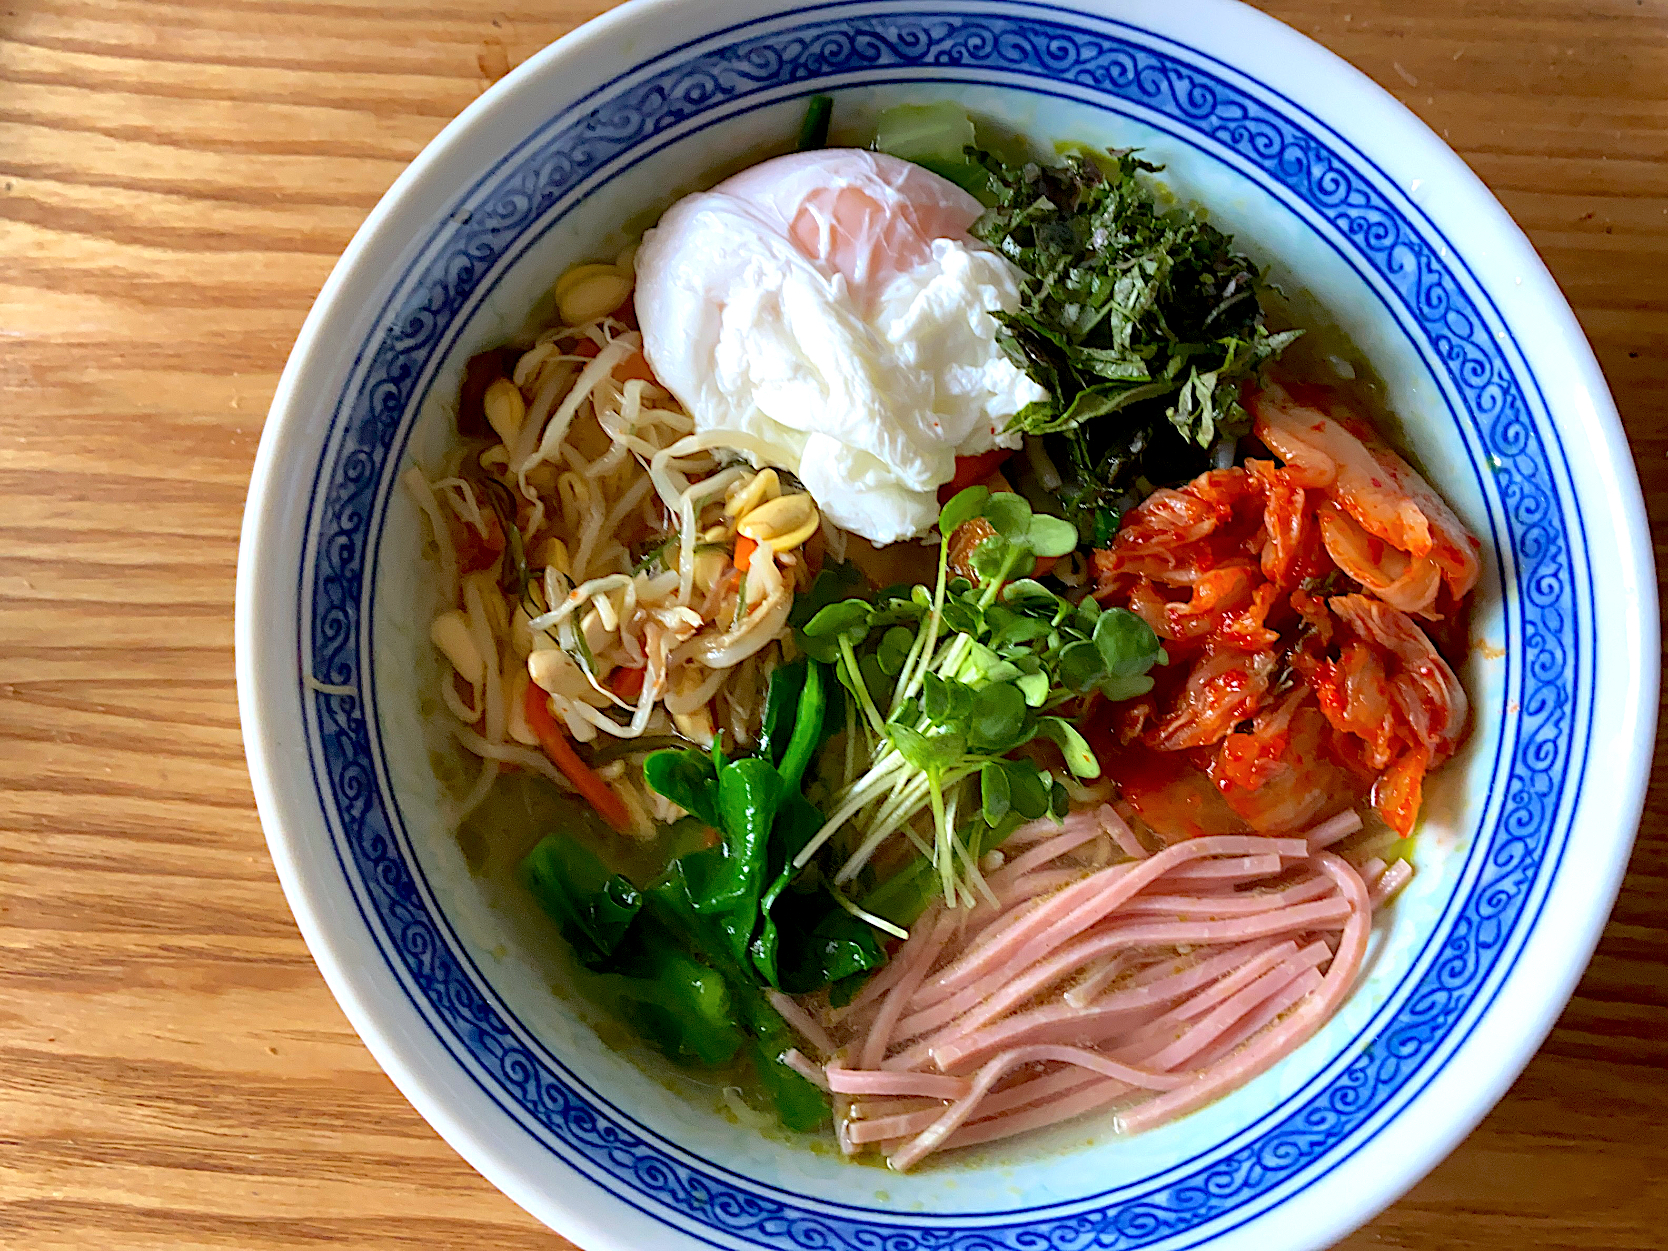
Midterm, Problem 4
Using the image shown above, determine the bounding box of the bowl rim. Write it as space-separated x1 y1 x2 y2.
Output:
237 2 1657 1248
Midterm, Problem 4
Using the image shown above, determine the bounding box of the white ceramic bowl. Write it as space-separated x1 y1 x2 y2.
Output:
236 2 1657 1248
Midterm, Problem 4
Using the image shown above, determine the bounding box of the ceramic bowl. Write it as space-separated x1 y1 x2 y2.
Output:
236 2 1656 1248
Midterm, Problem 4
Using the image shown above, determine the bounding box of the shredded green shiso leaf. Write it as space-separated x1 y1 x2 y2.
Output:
969 147 1300 539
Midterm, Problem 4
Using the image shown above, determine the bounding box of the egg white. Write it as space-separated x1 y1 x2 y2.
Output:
635 149 1045 545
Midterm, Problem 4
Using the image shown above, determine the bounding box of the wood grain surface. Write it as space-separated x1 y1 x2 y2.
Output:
1 2 1663 1248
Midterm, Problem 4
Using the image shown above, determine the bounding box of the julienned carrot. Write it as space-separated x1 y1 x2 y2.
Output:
523 678 634 834
572 335 656 383
733 533 759 572
609 664 646 700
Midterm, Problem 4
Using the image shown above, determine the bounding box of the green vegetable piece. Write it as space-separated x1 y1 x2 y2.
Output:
922 671 972 726
1006 759 1053 821
747 794 824 987
657 815 718 863
970 534 1011 584
871 598 928 629
859 809 1027 928
981 761 1012 823
791 560 864 629
986 606 1053 648
1035 716 1101 779
977 658 1024 687
1057 638 1107 694
642 749 721 829
803 599 873 639
799 596 874 664
857 652 892 710
828 971 869 1008
921 670 949 722
892 695 922 728
969 147 1299 532
949 639 1006 685
1003 578 1058 607
981 492 1033 540
938 485 990 536
940 594 985 636
1094 607 1166 678
796 94 833 151
640 867 757 993
1016 670 1050 707
874 101 987 195
969 681 1029 753
777 660 828 792
1027 513 1079 558
876 626 914 677
601 945 745 1066
748 1031 829 1132
1101 673 1157 701
782 907 887 995
693 757 785 915
520 835 644 971
874 100 975 163
887 724 965 772
757 657 809 768
1050 779 1070 818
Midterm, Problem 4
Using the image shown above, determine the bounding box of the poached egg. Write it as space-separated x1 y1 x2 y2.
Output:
634 149 1045 545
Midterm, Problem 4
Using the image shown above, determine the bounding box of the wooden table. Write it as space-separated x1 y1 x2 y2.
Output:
1 2 1662 1247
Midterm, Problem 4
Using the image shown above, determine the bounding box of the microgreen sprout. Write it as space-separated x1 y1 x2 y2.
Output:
791 490 1166 907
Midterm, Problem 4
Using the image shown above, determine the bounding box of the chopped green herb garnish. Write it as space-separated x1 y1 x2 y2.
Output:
970 148 1300 536
797 94 833 151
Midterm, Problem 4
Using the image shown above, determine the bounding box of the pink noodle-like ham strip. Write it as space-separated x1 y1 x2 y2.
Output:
990 808 1115 883
1188 967 1326 1071
915 836 1311 1012
1372 858 1414 906
930 941 1285 1071
1114 853 1372 1135
860 909 958 1069
942 1075 1134 1151
846 1095 939 1121
826 1066 970 1099
902 895 1353 1067
1128 943 1334 1072
846 1106 945 1144
782 1048 831 1090
821 812 1402 1171
1163 852 1287 881
1101 806 1150 861
888 1044 1186 1170
768 989 836 1057
1115 874 1336 919
1306 809 1364 849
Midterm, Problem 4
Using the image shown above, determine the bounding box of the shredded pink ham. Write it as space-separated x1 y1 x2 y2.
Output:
821 815 1396 1170
826 1066 970 1099
768 989 836 1057
915 835 1308 1011
990 808 1113 882
1164 852 1287 880
1101 806 1149 860
860 909 957 1069
1306 809 1364 849
783 1048 830 1090
1371 858 1414 906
